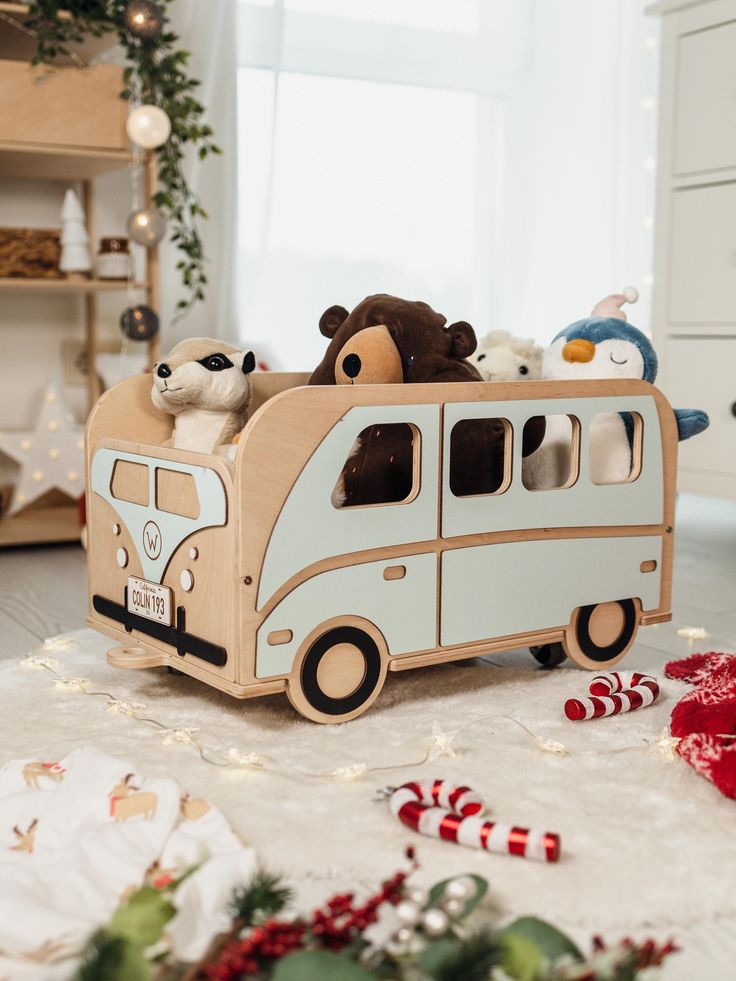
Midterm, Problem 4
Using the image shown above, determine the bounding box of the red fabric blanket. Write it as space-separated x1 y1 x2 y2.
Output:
665 652 736 800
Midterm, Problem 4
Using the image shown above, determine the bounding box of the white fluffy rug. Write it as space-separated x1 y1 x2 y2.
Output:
2 629 732 937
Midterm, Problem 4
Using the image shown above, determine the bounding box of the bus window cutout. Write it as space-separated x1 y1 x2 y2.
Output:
522 415 580 491
155 467 200 519
589 412 644 485
332 422 419 508
449 418 511 497
110 459 148 506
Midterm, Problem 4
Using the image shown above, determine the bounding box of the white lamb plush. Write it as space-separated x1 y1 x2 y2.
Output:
468 329 543 382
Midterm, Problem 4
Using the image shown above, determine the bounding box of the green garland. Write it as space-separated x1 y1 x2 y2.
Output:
73 861 678 981
24 0 221 319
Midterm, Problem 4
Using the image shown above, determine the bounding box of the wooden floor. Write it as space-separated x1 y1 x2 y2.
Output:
0 493 734 979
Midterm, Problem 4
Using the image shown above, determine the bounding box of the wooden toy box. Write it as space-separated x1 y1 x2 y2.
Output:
86 374 677 723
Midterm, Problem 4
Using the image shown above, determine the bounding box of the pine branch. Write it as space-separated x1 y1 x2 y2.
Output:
230 871 293 926
428 929 502 981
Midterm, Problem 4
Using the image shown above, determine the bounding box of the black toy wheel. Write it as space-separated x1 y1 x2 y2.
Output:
287 625 387 723
566 599 639 669
530 642 567 669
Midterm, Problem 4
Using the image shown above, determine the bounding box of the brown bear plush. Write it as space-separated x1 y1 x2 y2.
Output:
309 294 544 506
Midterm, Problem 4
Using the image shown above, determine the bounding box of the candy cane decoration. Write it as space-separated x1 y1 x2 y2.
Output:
565 671 660 721
389 779 560 863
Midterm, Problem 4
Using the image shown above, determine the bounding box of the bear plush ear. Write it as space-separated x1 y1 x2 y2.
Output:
319 305 350 339
447 321 477 359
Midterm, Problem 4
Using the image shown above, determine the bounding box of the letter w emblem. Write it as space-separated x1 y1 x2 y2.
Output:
142 520 162 560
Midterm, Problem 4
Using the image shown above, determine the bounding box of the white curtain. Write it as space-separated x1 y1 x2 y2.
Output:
159 0 239 346
233 0 659 366
499 0 660 340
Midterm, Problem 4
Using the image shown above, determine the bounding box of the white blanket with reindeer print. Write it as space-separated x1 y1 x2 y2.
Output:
0 746 256 976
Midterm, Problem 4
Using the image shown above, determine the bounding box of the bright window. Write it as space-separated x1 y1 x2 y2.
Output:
237 0 506 370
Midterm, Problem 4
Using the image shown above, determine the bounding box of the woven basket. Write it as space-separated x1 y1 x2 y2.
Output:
0 228 62 279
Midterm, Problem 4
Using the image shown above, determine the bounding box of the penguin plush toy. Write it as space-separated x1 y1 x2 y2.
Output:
523 288 709 488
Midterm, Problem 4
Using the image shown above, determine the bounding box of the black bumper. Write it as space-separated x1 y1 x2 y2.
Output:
93 593 228 668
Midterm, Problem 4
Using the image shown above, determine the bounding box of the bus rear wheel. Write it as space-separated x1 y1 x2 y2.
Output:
565 599 640 670
286 624 387 724
530 642 567 669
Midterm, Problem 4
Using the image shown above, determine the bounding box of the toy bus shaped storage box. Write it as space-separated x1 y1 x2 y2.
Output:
86 374 677 723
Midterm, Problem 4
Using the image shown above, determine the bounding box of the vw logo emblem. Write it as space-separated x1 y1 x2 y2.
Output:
142 520 162 560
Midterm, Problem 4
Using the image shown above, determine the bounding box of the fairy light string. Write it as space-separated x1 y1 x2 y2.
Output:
20 635 728 782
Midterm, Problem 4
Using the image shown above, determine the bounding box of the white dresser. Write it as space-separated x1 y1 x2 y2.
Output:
650 0 736 500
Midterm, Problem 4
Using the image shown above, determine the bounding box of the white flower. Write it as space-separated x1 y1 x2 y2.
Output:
428 720 458 760
20 655 59 671
162 727 199 746
54 677 90 692
106 698 146 716
331 763 368 780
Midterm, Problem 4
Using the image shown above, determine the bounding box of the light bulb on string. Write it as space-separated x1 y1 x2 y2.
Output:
120 304 160 342
127 208 166 247
123 0 164 42
126 105 171 150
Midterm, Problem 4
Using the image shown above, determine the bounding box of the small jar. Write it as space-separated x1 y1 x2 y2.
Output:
96 237 130 280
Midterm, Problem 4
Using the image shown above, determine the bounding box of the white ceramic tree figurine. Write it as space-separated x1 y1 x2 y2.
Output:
59 189 92 277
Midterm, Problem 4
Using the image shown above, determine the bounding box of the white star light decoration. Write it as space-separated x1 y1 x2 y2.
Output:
0 381 85 516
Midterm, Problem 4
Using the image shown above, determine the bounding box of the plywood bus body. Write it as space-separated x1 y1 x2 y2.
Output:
86 374 676 723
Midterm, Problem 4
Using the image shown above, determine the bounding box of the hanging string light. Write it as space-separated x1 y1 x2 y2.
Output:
122 0 164 42
120 304 160 341
127 208 167 247
126 105 171 150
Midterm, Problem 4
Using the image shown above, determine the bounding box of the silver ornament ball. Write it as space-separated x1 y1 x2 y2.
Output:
120 304 159 342
127 208 166 247
441 897 463 918
407 887 428 907
395 900 420 925
394 927 412 944
445 877 473 902
421 908 449 937
123 0 164 41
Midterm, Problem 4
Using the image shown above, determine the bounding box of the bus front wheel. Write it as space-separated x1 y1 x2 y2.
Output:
565 599 640 670
286 623 387 724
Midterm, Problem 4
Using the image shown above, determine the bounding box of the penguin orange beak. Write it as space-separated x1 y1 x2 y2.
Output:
562 338 596 363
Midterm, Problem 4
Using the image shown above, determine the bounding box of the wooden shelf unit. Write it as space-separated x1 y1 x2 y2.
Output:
0 53 161 547
0 277 148 293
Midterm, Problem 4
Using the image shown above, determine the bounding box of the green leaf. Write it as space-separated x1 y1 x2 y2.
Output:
273 951 374 981
419 937 462 974
501 917 583 964
108 885 176 948
74 930 152 981
427 875 488 919
498 932 543 981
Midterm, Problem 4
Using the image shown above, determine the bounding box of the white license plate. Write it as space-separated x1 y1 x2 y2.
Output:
127 577 172 626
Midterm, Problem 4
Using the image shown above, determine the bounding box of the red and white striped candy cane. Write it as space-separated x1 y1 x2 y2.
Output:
565 672 659 721
389 779 560 863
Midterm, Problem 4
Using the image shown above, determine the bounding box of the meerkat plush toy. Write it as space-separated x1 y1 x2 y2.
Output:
151 338 256 456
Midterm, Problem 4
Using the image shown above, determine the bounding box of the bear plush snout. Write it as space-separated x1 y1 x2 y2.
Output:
334 325 404 385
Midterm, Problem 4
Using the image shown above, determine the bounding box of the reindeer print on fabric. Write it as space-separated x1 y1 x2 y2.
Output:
22 762 65 789
11 819 38 854
180 793 211 821
109 773 158 822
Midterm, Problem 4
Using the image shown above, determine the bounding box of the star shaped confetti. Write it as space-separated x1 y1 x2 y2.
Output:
428 720 458 760
0 381 84 516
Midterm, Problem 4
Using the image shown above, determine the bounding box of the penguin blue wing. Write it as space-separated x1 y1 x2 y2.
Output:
674 408 709 441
